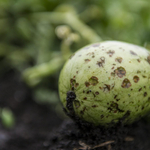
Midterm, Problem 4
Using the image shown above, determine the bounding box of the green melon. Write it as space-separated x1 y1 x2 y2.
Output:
59 41 150 126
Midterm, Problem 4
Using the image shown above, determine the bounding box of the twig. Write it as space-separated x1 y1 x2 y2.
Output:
124 136 134 142
78 140 115 150
92 140 115 149
107 144 112 150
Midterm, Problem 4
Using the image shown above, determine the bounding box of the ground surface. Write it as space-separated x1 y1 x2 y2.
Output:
0 70 150 150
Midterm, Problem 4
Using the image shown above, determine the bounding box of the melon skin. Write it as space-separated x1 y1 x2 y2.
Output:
59 41 150 126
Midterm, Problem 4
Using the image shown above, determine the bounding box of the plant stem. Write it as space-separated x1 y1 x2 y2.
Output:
23 56 64 86
23 11 103 86
32 12 102 43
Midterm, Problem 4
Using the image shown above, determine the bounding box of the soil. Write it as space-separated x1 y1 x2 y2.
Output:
0 70 150 150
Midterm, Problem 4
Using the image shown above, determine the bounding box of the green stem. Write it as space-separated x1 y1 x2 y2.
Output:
61 39 72 60
23 56 64 86
32 12 102 43
23 11 102 86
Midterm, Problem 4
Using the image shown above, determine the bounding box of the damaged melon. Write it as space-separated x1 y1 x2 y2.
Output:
59 41 150 126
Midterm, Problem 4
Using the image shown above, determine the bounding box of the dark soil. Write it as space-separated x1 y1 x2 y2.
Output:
0 70 150 150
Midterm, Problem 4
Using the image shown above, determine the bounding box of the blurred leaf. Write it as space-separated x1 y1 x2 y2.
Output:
0 108 15 129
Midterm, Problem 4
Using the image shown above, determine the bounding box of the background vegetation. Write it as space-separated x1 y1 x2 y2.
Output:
0 0 150 127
